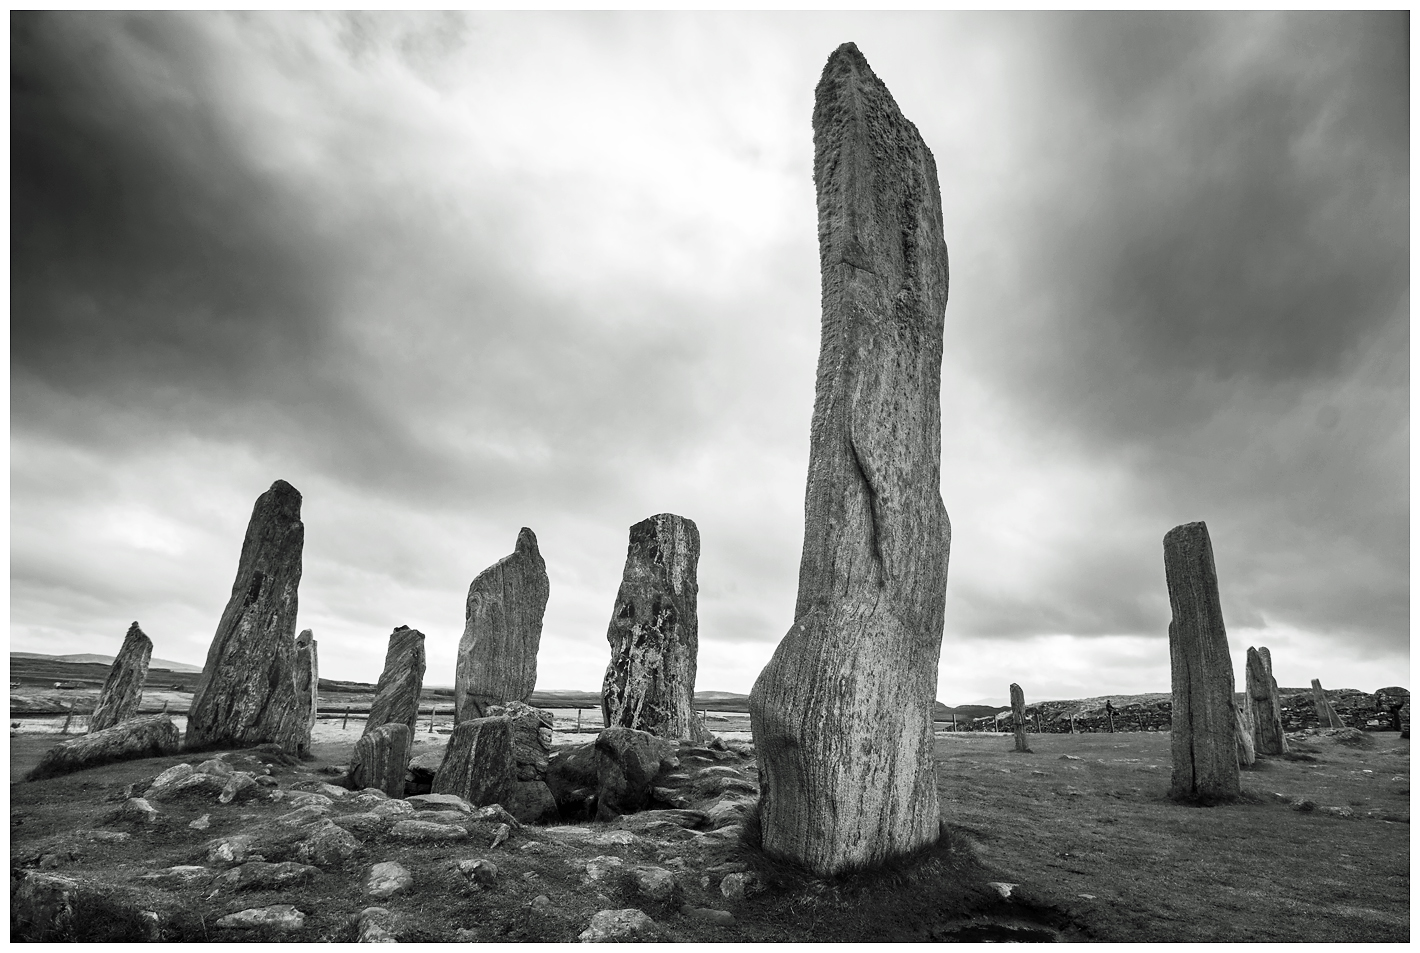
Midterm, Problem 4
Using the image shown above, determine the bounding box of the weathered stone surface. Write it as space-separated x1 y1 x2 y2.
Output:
294 629 318 756
487 701 553 781
215 905 305 931
634 866 677 902
294 821 361 867
456 528 550 722
213 861 319 893
1311 678 1345 729
547 741 599 816
601 514 708 742
388 819 470 842
431 716 515 808
457 858 498 887
89 622 153 733
407 793 476 813
357 907 398 943
1235 704 1256 767
351 724 411 799
594 726 677 820
1164 521 1240 801
186 480 305 754
1246 647 1288 755
365 861 413 899
1010 683 1031 753
579 908 656 943
748 42 952 875
27 714 180 781
349 627 425 783
507 780 559 824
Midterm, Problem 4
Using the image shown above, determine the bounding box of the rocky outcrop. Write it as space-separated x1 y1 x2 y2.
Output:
602 514 707 742
456 528 550 722
294 629 318 756
1164 521 1240 802
546 741 600 819
186 480 305 754
1009 683 1030 753
89 622 154 733
594 726 678 821
748 42 952 875
1311 678 1345 729
348 627 425 784
432 716 514 808
27 714 180 781
1246 647 1287 755
350 723 411 798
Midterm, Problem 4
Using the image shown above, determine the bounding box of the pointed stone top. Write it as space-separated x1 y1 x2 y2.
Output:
297 628 314 645
126 621 146 638
515 527 539 554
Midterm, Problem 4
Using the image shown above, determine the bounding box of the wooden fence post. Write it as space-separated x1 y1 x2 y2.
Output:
341 706 350 731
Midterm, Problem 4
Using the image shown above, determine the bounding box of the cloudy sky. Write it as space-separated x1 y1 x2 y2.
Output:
11 11 1408 705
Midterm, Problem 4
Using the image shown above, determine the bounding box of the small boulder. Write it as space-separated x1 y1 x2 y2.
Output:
366 861 414 899
357 906 398 943
584 855 624 882
213 861 319 892
578 908 656 943
295 822 361 867
507 781 559 824
287 792 335 809
118 797 161 825
634 866 677 902
206 834 258 866
407 793 475 813
333 813 391 837
189 815 212 831
214 905 305 932
457 858 498 887
370 799 416 818
682 906 734 925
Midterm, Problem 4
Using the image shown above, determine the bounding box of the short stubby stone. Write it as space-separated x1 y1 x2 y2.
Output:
456 528 550 722
635 866 677 902
366 861 414 899
457 858 498 887
507 780 559 824
602 514 708 742
186 480 306 754
89 622 153 733
294 822 361 867
748 43 952 875
594 727 677 820
351 723 412 799
27 715 181 782
432 717 515 808
579 908 657 942
206 834 258 866
350 628 426 782
215 905 305 932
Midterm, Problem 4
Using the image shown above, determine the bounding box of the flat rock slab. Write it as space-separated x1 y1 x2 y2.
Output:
27 714 181 781
215 905 306 931
579 908 657 943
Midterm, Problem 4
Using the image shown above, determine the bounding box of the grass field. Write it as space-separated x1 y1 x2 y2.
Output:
9 726 1408 942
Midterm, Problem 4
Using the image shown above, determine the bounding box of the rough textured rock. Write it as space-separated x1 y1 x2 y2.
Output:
215 905 305 931
456 528 550 722
547 741 600 817
601 514 708 742
27 714 180 781
1235 704 1256 766
349 627 425 782
89 622 154 732
487 701 553 781
457 858 498 887
594 726 677 820
351 723 411 798
432 716 515 808
1245 647 1288 755
507 780 559 824
579 908 657 942
357 907 398 943
1164 521 1240 801
186 480 306 753
294 629 318 756
747 42 952 875
1010 683 1031 753
214 862 319 892
366 861 413 899
1311 678 1345 729
388 819 469 842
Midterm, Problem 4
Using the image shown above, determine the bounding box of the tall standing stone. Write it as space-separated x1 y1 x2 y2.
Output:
749 43 952 875
89 622 153 733
349 627 425 784
1164 521 1240 801
1009 684 1031 753
455 528 550 723
601 514 707 742
1310 678 1344 729
1245 646 1287 755
186 480 305 754
293 629 319 756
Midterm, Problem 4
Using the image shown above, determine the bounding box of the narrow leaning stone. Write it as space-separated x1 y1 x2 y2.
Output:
455 528 550 722
351 723 411 798
1164 521 1240 801
1245 646 1287 755
748 42 952 875
431 716 514 808
186 480 305 754
349 626 426 782
1310 678 1344 729
602 514 707 742
294 629 318 757
89 622 153 733
1010 683 1031 753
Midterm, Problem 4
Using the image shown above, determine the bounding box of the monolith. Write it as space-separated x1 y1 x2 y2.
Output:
89 622 153 733
1235 703 1256 767
186 480 305 753
748 42 952 874
455 528 550 722
1164 521 1240 801
602 514 707 742
1310 678 1344 729
1245 646 1287 755
294 629 318 756
351 723 410 798
349 626 426 783
432 716 515 807
1009 684 1031 753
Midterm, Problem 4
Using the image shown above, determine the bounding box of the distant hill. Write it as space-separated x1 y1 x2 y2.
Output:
11 651 202 673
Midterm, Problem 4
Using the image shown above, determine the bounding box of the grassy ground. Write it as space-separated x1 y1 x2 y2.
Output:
9 727 1408 942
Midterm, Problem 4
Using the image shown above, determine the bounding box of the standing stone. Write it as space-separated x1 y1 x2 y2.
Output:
431 717 514 808
601 514 707 742
1009 684 1030 753
1164 521 1240 801
1235 703 1256 767
748 43 952 875
1310 678 1344 729
1245 646 1287 755
186 480 305 754
294 630 318 757
89 622 153 733
351 723 410 798
349 627 426 783
455 528 550 722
